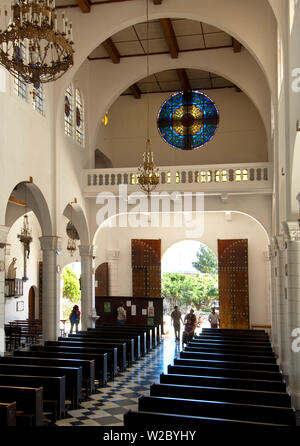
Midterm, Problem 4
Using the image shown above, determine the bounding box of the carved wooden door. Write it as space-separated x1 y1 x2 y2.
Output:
132 239 161 297
95 262 109 296
218 239 249 329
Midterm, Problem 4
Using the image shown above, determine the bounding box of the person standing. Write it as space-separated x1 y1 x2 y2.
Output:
183 308 197 345
69 305 81 333
170 306 183 342
117 302 126 325
208 307 220 328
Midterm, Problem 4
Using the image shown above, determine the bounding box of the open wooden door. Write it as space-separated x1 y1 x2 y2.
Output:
28 286 35 320
132 239 161 297
218 239 249 329
95 262 109 296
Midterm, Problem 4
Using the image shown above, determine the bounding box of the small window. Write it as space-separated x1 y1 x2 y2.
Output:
75 88 84 146
32 83 45 115
13 43 27 100
64 85 74 137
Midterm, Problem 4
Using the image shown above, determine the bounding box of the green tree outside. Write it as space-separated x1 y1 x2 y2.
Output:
62 266 81 321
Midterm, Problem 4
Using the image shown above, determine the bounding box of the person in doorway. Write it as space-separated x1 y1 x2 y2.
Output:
182 308 197 345
208 307 220 328
117 302 126 325
170 306 183 342
69 305 81 333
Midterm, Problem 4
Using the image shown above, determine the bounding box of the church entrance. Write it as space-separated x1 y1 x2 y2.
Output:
61 262 82 335
162 240 219 339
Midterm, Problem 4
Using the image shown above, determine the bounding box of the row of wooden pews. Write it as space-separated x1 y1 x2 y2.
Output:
5 319 43 351
124 328 297 428
0 321 161 426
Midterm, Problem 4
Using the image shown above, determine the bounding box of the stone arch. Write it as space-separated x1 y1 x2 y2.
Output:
5 181 53 236
63 202 90 246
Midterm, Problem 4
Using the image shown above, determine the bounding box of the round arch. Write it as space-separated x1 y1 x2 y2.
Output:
63 202 90 246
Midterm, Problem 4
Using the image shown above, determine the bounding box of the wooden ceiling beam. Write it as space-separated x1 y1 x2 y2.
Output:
77 0 91 13
153 0 163 4
232 38 242 53
159 18 179 59
102 38 121 64
130 83 142 99
8 196 26 207
176 69 191 93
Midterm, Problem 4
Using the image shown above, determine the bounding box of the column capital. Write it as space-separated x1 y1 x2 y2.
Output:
79 245 96 257
274 234 287 251
39 236 62 252
107 249 120 261
282 221 300 242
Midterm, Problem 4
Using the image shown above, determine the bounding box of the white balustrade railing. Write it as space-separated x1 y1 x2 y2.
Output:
82 162 272 196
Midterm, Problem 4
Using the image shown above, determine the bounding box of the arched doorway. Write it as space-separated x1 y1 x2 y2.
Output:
162 240 218 337
61 262 82 335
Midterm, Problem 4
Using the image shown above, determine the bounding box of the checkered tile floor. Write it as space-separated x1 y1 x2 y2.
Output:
55 335 181 426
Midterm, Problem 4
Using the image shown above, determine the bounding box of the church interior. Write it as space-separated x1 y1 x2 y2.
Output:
0 0 300 430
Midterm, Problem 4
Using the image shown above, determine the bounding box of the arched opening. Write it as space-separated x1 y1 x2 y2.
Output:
162 240 218 339
28 286 37 321
60 262 82 335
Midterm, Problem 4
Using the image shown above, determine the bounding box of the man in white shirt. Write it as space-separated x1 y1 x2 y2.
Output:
117 303 126 325
208 307 219 328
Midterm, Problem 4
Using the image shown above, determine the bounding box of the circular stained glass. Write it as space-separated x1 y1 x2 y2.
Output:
157 90 219 150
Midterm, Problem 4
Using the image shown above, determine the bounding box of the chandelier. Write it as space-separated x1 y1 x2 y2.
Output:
137 0 159 195
66 220 79 257
0 0 74 88
18 214 32 260
138 138 160 194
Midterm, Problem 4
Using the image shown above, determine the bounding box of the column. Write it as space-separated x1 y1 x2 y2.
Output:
79 245 97 330
0 226 10 355
283 221 300 409
269 239 278 354
39 236 61 341
274 234 288 375
107 249 120 296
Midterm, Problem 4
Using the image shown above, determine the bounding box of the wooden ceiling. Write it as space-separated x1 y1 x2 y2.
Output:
56 0 243 96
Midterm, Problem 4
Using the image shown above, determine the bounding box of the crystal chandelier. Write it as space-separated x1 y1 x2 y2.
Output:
0 0 74 88
137 0 159 195
67 237 76 257
66 215 79 257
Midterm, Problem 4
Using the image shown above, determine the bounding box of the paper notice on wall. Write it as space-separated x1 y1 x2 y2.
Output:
95 281 98 287
126 301 132 307
148 307 154 317
131 305 136 316
142 309 147 315
148 301 153 308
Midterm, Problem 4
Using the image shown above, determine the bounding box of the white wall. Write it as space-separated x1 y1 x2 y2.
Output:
93 211 271 327
5 212 42 322
97 89 268 168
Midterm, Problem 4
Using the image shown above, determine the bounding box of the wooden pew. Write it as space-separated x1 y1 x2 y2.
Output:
184 345 275 357
0 374 65 420
173 357 280 372
202 328 268 336
179 350 277 364
0 401 16 426
29 346 108 387
149 383 291 408
95 323 155 350
137 395 296 425
187 341 273 353
98 322 161 346
68 333 136 364
194 334 269 343
88 328 145 357
192 336 272 346
13 351 96 395
167 364 283 382
0 385 43 426
43 341 118 379
159 373 287 393
124 409 290 428
0 362 82 409
60 337 128 371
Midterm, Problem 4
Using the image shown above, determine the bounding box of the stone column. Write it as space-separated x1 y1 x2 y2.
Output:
282 221 300 409
0 226 10 355
107 249 120 296
79 245 97 330
269 239 278 354
274 234 288 375
39 236 61 341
